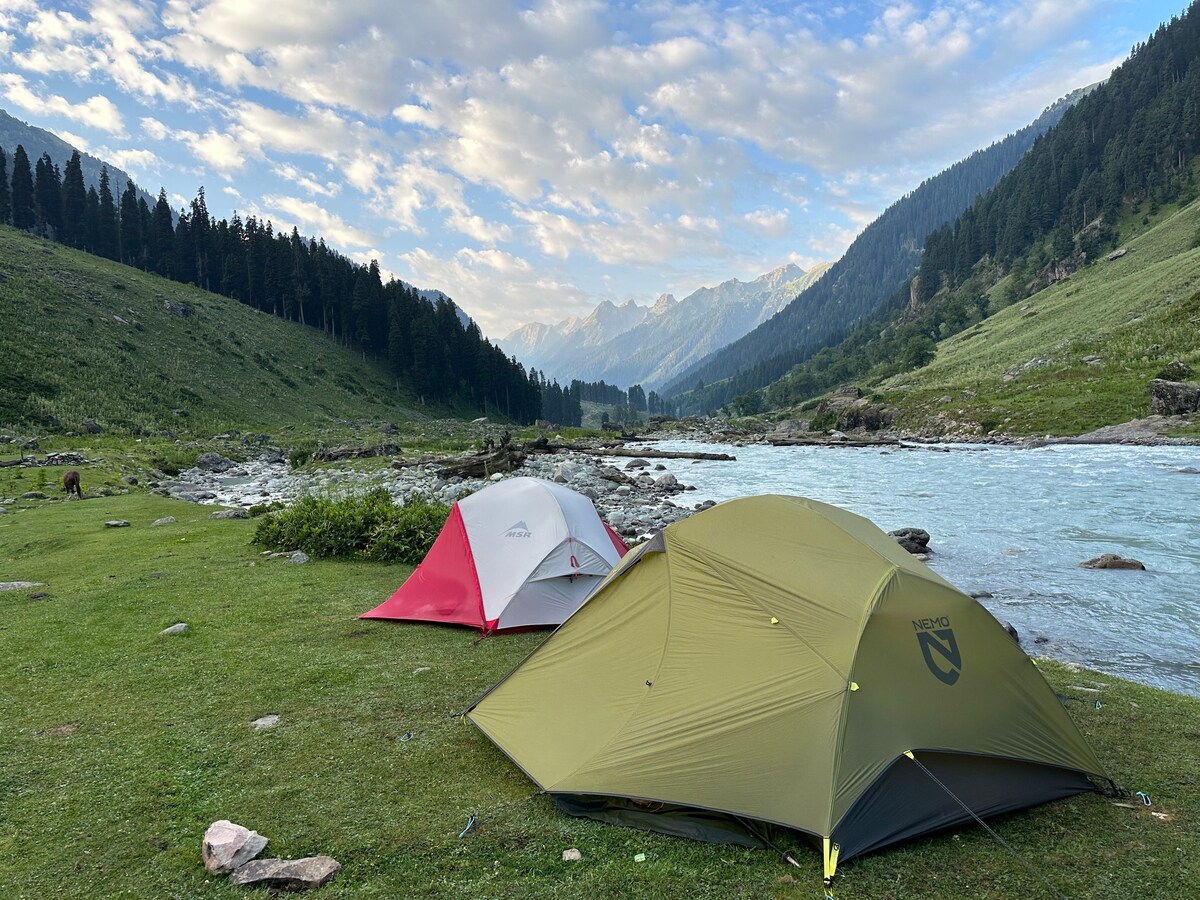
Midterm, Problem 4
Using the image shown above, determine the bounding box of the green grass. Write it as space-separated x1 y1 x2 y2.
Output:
0 226 430 437
2 465 1198 898
877 198 1200 436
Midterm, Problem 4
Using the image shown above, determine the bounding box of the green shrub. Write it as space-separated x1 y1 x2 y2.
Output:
150 446 199 477
1155 360 1196 381
252 488 448 562
808 410 838 432
366 502 450 563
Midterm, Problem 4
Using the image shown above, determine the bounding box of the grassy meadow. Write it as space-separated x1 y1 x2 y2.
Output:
876 197 1200 437
1 460 1198 899
0 227 425 437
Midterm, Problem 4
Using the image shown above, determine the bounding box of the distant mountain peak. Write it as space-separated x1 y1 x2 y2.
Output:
651 293 677 314
496 261 830 389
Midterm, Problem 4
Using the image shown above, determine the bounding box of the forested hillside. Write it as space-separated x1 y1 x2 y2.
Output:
0 109 156 210
757 1 1200 417
0 143 541 424
662 86 1093 414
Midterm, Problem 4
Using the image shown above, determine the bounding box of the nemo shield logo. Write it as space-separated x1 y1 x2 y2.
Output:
913 616 961 685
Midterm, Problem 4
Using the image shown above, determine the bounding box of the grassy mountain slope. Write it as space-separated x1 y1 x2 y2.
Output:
0 227 425 436
878 197 1200 435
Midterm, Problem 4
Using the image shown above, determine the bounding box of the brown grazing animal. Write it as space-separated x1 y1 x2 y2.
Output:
64 470 82 498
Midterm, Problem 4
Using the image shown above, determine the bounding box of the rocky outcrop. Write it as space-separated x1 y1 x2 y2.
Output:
195 452 234 472
1149 379 1200 416
813 385 898 433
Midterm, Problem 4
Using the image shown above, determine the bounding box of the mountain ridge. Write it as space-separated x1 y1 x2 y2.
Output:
499 261 827 390
662 84 1099 408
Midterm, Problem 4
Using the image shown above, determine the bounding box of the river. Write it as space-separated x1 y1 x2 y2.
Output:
638 440 1200 697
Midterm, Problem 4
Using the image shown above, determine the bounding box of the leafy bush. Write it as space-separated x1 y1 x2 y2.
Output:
808 410 838 432
150 446 200 477
366 502 451 563
252 488 448 563
1155 360 1196 382
248 501 284 518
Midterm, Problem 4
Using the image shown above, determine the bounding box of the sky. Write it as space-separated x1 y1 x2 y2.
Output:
0 0 1190 339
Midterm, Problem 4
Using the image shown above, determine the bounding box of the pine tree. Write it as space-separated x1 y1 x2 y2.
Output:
0 148 10 224
150 189 174 276
96 166 118 259
60 151 86 248
83 186 99 252
118 179 142 266
10 145 35 230
33 154 63 238
190 187 211 290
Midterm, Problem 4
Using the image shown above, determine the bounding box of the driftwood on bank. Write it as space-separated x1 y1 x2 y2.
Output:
312 443 400 462
587 446 736 461
766 436 900 448
393 432 737 480
434 444 528 479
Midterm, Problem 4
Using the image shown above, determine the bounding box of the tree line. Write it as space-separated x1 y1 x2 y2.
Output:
530 375 672 428
0 144 542 423
914 5 1200 308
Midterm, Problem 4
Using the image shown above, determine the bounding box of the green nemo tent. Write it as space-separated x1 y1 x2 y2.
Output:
467 495 1108 885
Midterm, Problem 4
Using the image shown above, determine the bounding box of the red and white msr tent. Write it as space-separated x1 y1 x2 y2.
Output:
360 477 629 633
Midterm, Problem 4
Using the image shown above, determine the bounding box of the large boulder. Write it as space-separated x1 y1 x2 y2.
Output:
1148 379 1200 415
202 820 269 875
889 527 931 554
195 452 234 472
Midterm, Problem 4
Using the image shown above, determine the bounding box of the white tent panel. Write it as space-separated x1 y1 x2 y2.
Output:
459 478 623 623
497 574 610 630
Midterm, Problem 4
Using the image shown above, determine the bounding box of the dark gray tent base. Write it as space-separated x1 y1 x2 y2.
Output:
552 751 1096 864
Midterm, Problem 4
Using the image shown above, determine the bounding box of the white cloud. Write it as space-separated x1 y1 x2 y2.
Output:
0 72 125 133
272 162 339 197
447 212 513 244
743 208 790 238
514 207 585 259
52 129 90 153
181 128 246 176
108 147 163 178
457 247 532 274
0 0 1158 340
139 116 169 140
261 194 377 248
399 245 598 337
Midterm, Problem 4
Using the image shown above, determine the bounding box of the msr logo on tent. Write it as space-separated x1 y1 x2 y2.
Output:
504 521 532 538
913 617 961 685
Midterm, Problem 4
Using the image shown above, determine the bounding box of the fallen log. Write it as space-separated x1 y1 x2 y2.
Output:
766 436 899 448
589 447 736 461
312 443 399 462
435 446 527 479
